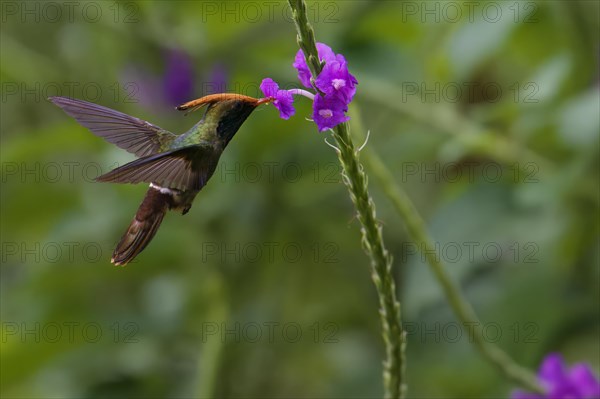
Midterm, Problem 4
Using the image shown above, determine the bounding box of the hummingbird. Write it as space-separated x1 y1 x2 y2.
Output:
49 94 270 266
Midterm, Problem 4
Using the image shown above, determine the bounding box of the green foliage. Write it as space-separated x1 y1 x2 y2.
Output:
1 1 598 397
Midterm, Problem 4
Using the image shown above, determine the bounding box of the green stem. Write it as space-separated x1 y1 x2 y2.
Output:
349 112 544 394
287 1 406 397
335 122 407 399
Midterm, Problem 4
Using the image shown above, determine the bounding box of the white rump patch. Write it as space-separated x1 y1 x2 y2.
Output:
150 183 174 195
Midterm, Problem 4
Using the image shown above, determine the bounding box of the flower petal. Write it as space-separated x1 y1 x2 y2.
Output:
316 43 336 63
569 364 600 398
312 94 349 131
514 354 600 399
260 78 295 120
293 50 312 88
315 59 357 104
260 78 279 98
293 43 338 88
274 90 295 120
538 353 567 386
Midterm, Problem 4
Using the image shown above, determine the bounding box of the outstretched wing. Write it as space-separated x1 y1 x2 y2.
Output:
96 144 219 191
49 96 176 157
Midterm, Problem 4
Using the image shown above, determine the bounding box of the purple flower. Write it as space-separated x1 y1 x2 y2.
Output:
205 63 229 94
293 43 336 88
263 42 357 132
120 65 162 111
312 94 349 131
120 47 198 112
512 353 600 399
260 78 295 119
315 54 358 103
162 48 195 106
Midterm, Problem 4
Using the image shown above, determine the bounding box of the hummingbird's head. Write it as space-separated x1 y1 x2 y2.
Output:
177 93 269 144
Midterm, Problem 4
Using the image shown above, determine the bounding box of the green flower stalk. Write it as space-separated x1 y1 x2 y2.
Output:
331 124 406 399
286 0 406 397
349 111 544 394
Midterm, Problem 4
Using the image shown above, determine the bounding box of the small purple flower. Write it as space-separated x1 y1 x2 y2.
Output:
205 62 229 94
293 43 336 88
260 78 295 119
511 353 600 399
162 48 195 106
312 94 349 132
120 65 162 111
315 54 358 103
120 47 199 112
263 42 357 132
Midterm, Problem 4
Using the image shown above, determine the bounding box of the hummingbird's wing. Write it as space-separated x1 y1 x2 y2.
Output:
49 96 176 157
95 144 218 191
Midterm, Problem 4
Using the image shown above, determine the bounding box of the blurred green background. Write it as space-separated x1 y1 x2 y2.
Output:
1 1 599 397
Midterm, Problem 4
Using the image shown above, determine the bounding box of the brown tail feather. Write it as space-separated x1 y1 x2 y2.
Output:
112 187 173 266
